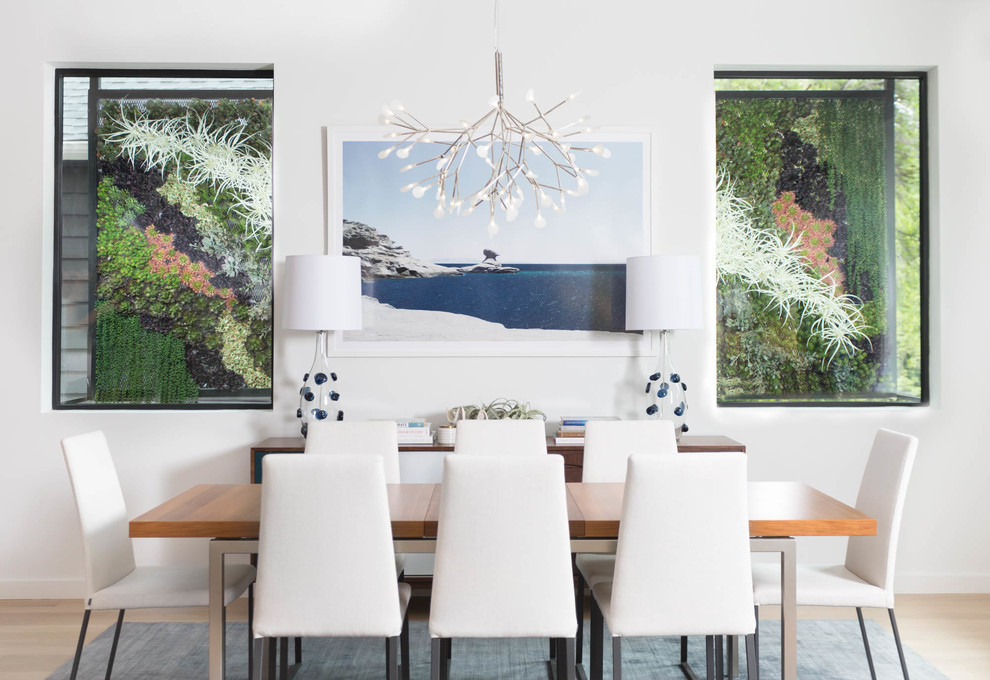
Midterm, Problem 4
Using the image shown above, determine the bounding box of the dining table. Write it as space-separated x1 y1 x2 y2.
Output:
130 481 876 680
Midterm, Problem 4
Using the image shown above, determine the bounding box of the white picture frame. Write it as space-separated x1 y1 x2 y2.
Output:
328 128 654 357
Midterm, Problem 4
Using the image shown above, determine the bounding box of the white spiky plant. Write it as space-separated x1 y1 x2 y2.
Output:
103 109 272 251
715 172 869 362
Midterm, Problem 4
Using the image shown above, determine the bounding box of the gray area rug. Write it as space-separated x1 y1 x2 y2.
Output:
48 619 948 679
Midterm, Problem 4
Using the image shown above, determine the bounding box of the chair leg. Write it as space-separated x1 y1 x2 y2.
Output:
856 607 878 680
590 596 604 680
714 635 723 680
612 636 622 680
386 635 400 680
104 609 125 680
550 637 557 659
69 609 91 680
267 638 277 680
889 609 911 680
295 637 302 664
681 636 689 664
279 637 288 680
575 571 586 664
401 611 411 680
430 638 443 680
705 636 715 680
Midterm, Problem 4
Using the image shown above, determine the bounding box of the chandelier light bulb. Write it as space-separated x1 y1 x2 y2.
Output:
400 182 418 193
378 3 606 234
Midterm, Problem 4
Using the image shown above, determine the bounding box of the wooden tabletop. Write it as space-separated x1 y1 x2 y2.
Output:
130 481 874 539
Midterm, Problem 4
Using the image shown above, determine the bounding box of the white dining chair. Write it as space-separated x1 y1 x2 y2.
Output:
574 419 679 664
284 419 407 672
429 454 577 680
305 419 401 483
453 418 547 455
588 453 757 680
751 428 919 680
252 454 411 680
62 431 256 680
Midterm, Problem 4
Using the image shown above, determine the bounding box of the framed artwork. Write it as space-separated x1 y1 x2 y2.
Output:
329 129 653 357
714 72 928 405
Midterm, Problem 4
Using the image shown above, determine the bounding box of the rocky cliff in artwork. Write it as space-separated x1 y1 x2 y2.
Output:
342 220 460 281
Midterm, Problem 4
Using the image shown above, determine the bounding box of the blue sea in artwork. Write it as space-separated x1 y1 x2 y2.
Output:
362 264 627 332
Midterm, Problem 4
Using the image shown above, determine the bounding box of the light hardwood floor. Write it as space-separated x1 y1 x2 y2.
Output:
1 595 988 679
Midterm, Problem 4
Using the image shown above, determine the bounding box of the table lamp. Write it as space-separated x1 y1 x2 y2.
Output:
625 255 703 438
282 254 362 437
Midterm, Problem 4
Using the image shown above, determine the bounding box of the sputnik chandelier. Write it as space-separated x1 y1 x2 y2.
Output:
378 0 609 237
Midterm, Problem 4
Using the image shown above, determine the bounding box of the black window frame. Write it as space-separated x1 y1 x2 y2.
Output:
53 67 275 410
714 70 929 407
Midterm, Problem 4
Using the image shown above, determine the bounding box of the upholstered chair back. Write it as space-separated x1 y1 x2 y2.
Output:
453 419 547 456
844 428 918 603
305 420 401 483
582 419 678 482
254 454 404 638
62 431 137 600
609 453 755 637
429 454 576 638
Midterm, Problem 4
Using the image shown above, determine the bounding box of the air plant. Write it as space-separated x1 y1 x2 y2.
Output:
446 398 546 422
715 171 869 363
103 108 272 251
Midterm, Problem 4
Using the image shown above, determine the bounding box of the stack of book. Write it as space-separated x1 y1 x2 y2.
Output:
554 416 618 445
395 418 434 445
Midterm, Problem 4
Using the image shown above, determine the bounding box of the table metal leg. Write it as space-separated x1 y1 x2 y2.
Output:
750 538 796 680
209 540 225 680
210 540 259 680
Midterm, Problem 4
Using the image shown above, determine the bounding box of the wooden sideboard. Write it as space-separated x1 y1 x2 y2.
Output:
249 435 745 484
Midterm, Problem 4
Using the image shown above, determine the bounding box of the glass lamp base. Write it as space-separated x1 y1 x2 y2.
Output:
296 330 343 437
643 330 689 439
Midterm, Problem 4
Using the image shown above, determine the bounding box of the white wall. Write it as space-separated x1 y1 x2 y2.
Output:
1 0 987 597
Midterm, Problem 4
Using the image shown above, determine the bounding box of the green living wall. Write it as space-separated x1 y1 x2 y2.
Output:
93 96 273 404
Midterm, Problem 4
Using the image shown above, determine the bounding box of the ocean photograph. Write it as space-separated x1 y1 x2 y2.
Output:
336 135 648 347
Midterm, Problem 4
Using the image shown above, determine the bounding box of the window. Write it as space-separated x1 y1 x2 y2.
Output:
715 72 927 405
54 69 274 408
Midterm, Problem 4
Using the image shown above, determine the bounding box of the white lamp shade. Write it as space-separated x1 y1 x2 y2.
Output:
625 255 703 331
282 255 363 331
